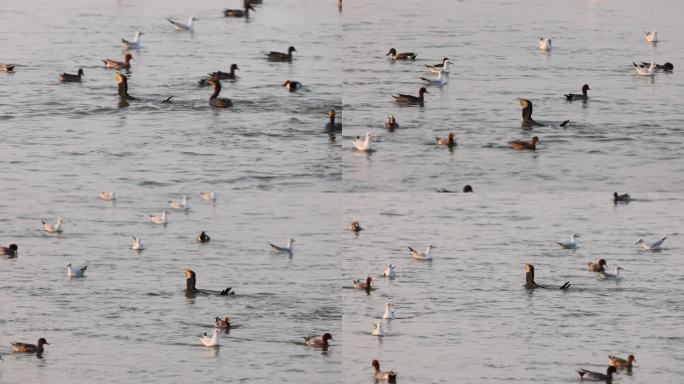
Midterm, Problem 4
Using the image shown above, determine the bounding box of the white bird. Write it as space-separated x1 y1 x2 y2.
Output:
131 236 144 250
645 30 658 42
557 234 580 249
200 329 220 347
383 263 396 279
372 320 385 336
122 32 143 49
425 58 449 74
200 191 216 201
382 302 396 320
352 132 372 152
409 244 435 260
168 16 196 31
168 196 190 210
634 62 656 76
99 192 116 201
635 236 667 251
420 70 448 86
42 218 64 233
149 210 168 225
66 262 87 277
598 266 623 281
538 37 552 51
268 238 294 254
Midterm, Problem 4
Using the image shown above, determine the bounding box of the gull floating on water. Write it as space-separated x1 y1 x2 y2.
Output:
268 238 294 254
131 236 144 250
634 62 656 76
200 191 216 201
168 16 197 31
557 234 580 249
200 329 220 347
382 302 396 320
644 30 658 42
352 132 372 151
42 218 64 233
372 320 385 336
149 210 168 225
383 263 396 279
425 58 449 74
99 192 116 201
420 70 448 86
598 266 623 281
66 262 87 278
635 236 666 251
409 244 435 260
538 37 552 51
122 31 143 49
169 196 190 210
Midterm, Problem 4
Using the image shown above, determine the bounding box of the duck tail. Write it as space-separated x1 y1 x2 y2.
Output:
564 94 572 101
420 77 429 82
633 62 638 68
661 236 667 241
560 120 569 127
408 246 416 252
220 287 233 295
560 282 571 290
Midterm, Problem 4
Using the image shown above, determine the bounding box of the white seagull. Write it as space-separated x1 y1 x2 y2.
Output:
372 320 385 336
99 192 117 201
425 58 449 74
383 263 396 279
122 32 143 49
168 16 197 31
538 37 552 51
420 70 448 86
557 234 580 249
200 329 220 347
66 263 87 278
634 62 656 76
598 266 623 281
149 210 168 225
635 236 666 251
200 191 216 201
409 244 435 260
352 132 372 152
268 238 294 254
131 236 144 250
382 302 396 320
169 196 190 210
645 30 658 42
42 218 64 233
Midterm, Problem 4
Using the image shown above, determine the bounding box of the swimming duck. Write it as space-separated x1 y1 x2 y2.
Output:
282 80 302 92
350 221 362 232
168 16 197 31
149 210 168 225
199 65 240 86
577 366 617 381
463 185 473 193
0 64 15 71
384 115 399 130
122 31 143 49
409 244 435 260
598 266 623 281
66 263 87 278
509 136 539 151
131 236 144 251
215 316 231 329
42 218 64 233
354 276 372 293
197 231 211 243
393 87 428 105
633 62 656 76
371 360 397 382
436 132 456 147
12 338 49 356
224 0 256 17
421 69 448 86
613 192 630 203
266 46 296 62
169 196 190 210
386 48 416 60
185 269 233 295
200 191 217 201
587 259 607 272
565 84 590 101
383 263 396 279
644 30 657 42
524 264 571 290
640 62 673 71
60 68 84 82
103 53 133 70
304 333 333 349
115 73 138 100
208 78 233 108
382 302 396 320
609 354 635 369
326 110 342 131
200 329 220 347
635 236 666 251
518 98 545 127
98 191 116 201
538 37 552 51
372 320 385 336
268 238 294 254
557 233 581 249
352 132 372 151
1 244 18 258
425 57 449 73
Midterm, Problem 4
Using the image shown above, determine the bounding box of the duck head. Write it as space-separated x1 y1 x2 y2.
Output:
288 46 297 54
531 136 540 145
418 87 429 96
598 259 607 267
322 333 333 342
37 338 49 346
124 53 133 62
627 355 636 364
77 68 84 76
386 48 397 56
582 84 590 94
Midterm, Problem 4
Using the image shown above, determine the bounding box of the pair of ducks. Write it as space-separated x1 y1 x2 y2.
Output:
577 354 636 381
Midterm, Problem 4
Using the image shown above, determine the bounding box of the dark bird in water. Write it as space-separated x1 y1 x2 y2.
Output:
326 110 342 131
282 80 302 92
350 221 362 232
224 0 256 18
185 269 233 296
60 68 84 82
304 333 333 349
103 53 133 70
565 84 591 101
613 192 630 203
524 264 570 290
576 366 617 381
518 98 545 127
393 87 428 105
115 73 138 100
266 46 296 62
198 64 239 86
12 338 49 357
587 259 607 272
1 244 18 257
509 136 539 151
353 276 372 294
215 316 231 329
384 115 399 130
197 231 211 243
208 77 233 108
386 48 416 60
372 360 397 383
436 132 456 147
463 185 473 193
639 61 673 71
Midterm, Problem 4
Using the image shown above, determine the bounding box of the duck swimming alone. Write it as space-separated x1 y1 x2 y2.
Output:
409 244 435 260
266 46 296 62
463 185 473 193
393 87 428 105
60 68 84 82
384 115 399 130
224 0 255 18
371 360 397 382
122 31 143 49
609 354 635 369
354 276 372 293
509 136 539 150
12 338 49 357
634 62 656 76
185 269 233 296
538 37 552 51
524 264 571 290
386 48 416 60
425 57 449 73
215 316 231 329
635 236 667 251
304 333 333 349
0 64 15 71
352 132 372 151
372 320 385 336
577 366 617 381
587 259 607 272
436 132 456 147
326 110 342 131
350 221 362 232
565 84 590 101
66 263 87 278
518 98 545 127
131 236 144 251
103 53 133 70
282 80 302 92
115 73 138 100
383 263 396 279
200 329 220 347
382 302 396 320
613 192 631 203
168 16 197 31
99 191 116 201
644 30 657 42
421 70 448 86
268 238 294 254
149 210 168 225
42 218 64 233
208 78 233 108
1 244 18 258
197 231 211 243
557 233 581 249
